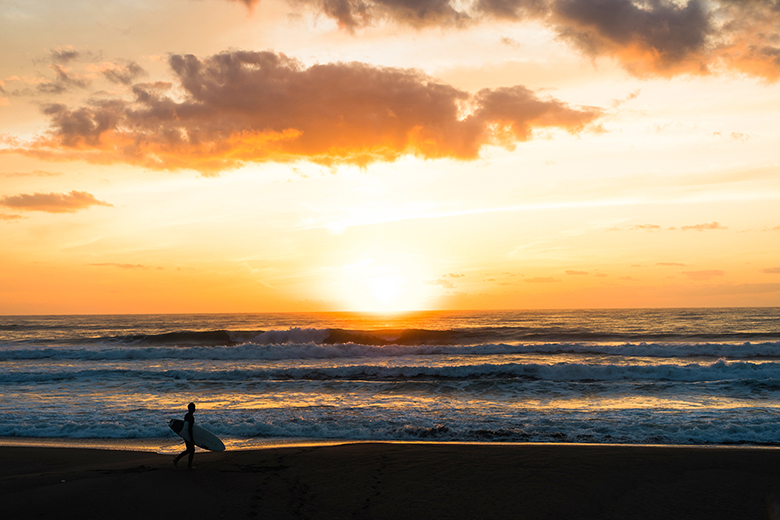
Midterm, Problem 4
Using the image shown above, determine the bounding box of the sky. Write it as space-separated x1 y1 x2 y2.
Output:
1 0 779 314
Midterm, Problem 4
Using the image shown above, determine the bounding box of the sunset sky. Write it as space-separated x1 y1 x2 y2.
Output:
1 0 779 314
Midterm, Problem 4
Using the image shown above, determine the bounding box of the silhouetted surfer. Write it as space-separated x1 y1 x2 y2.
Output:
174 402 196 469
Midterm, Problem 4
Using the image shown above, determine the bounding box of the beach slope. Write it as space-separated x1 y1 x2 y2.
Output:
3 443 780 519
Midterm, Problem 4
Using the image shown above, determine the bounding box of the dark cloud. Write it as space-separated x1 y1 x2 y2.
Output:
41 100 126 147
551 0 712 75
476 0 549 20
225 0 780 79
37 64 91 95
101 62 147 85
307 0 469 30
50 49 80 64
0 191 113 213
12 51 602 173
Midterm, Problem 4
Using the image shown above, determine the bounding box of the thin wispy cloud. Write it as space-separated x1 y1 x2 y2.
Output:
681 222 727 231
681 270 726 281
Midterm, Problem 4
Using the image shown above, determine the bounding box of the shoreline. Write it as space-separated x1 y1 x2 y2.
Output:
5 435 780 452
4 442 780 519
3 435 780 453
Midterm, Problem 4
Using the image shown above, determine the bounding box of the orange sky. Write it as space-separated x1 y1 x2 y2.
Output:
1 0 779 313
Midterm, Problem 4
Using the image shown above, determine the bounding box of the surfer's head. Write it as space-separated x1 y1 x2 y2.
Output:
188 402 196 412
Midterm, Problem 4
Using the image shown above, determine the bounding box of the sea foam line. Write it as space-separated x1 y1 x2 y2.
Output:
2 340 780 361
3 359 780 384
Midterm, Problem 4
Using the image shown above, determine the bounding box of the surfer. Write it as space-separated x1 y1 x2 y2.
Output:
173 402 196 469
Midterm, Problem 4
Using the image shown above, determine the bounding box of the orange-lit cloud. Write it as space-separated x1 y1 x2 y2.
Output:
4 51 602 173
764 268 780 274
0 191 113 213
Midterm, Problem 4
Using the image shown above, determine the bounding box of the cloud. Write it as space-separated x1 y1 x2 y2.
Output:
100 62 147 85
524 276 561 283
227 0 260 9
305 0 470 31
90 263 148 269
657 262 686 266
549 0 712 77
764 267 780 274
684 283 780 296
50 48 80 64
607 223 662 231
681 269 726 281
238 0 780 80
681 221 727 231
0 213 24 221
0 191 113 213
5 51 602 173
428 278 456 288
37 64 91 95
0 170 62 177
565 270 588 275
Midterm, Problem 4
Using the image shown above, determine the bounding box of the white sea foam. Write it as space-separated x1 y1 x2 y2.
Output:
2 340 780 362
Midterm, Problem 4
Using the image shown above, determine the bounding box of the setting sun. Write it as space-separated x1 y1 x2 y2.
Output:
1 0 779 314
3 3 780 514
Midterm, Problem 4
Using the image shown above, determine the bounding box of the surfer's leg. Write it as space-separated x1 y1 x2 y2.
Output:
186 442 195 469
174 442 192 467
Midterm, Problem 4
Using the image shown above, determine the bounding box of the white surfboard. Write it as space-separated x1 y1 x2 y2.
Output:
169 419 225 452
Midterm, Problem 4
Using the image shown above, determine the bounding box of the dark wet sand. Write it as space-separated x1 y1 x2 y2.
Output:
4 443 780 519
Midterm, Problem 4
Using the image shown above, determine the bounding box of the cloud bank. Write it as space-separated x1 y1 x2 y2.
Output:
5 51 602 173
245 0 780 79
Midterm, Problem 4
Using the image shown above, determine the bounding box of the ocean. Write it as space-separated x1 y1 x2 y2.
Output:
1 308 780 451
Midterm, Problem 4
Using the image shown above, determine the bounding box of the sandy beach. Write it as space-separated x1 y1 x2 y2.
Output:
4 442 780 519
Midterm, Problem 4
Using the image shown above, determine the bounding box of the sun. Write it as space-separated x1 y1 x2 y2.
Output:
330 256 432 312
368 275 403 306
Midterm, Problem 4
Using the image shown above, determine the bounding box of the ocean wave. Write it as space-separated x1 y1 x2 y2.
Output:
2 340 780 362
3 359 779 384
6 324 780 349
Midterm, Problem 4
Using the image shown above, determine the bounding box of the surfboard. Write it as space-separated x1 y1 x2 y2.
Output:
169 419 225 452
